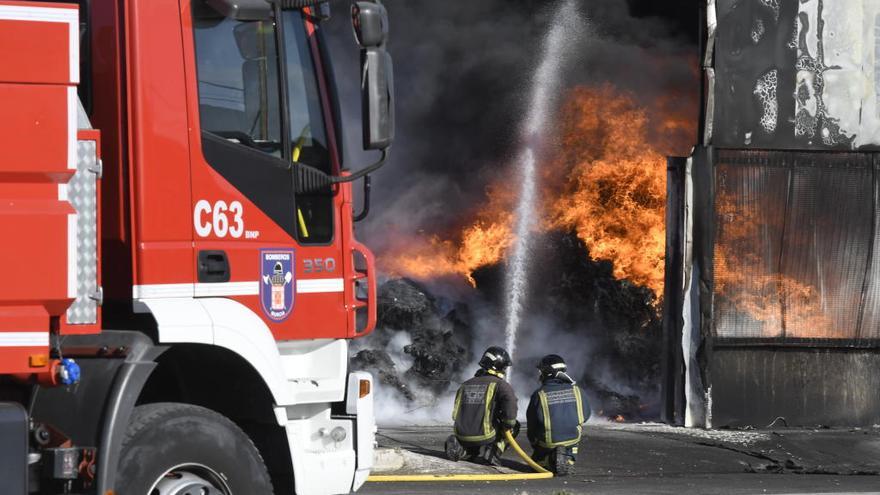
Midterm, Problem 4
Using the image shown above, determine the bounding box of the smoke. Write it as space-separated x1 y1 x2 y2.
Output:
323 0 698 424
325 1 563 253
324 0 696 249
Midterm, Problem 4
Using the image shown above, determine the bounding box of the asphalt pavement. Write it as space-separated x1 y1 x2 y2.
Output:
361 423 880 495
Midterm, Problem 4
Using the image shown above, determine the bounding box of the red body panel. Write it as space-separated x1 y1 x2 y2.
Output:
0 1 78 374
125 0 194 288
0 0 377 379
0 19 71 84
0 84 71 176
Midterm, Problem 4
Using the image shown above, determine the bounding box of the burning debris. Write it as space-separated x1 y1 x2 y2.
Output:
357 232 663 423
355 85 695 424
548 86 671 297
336 1 701 427
380 85 690 299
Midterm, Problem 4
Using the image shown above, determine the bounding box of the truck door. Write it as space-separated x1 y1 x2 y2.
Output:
184 1 348 339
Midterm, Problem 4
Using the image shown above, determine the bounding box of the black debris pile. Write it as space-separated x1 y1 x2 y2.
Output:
581 376 645 420
378 278 432 330
352 278 472 400
351 349 414 401
472 230 663 420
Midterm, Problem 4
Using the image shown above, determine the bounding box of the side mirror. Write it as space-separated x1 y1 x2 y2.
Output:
351 1 387 48
361 49 394 150
352 2 394 150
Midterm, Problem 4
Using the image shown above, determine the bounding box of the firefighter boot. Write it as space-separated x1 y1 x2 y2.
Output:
444 435 465 462
480 439 507 466
552 447 576 476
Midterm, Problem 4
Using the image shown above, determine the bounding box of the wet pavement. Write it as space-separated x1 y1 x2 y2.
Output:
361 423 880 494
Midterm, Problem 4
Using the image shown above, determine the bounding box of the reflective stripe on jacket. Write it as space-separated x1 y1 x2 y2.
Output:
526 379 590 448
452 371 517 444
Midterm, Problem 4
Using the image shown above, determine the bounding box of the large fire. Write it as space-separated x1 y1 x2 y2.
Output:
548 87 668 296
381 85 691 297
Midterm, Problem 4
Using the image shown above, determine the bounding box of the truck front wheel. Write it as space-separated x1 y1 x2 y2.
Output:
116 403 274 495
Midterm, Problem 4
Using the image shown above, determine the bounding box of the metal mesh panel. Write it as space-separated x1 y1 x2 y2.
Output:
779 158 873 338
713 150 877 341
860 164 880 338
714 152 789 338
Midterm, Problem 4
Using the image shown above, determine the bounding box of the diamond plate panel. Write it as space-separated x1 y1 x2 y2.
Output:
66 140 98 324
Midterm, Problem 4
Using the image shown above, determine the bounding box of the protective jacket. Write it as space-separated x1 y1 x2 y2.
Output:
526 378 590 448
452 370 517 445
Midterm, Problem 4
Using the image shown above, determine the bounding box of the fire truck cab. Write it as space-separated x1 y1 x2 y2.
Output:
0 0 393 493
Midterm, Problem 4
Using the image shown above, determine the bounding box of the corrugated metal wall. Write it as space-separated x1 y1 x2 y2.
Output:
713 150 878 341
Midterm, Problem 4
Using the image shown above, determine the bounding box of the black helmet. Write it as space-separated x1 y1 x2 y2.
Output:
478 346 511 373
537 354 568 380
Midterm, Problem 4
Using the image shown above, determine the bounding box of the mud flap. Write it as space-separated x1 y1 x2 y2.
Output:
0 402 28 495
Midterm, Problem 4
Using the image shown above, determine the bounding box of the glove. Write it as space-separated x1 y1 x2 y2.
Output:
499 420 521 438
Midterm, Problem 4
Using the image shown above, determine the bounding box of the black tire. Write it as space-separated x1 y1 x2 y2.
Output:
116 403 274 495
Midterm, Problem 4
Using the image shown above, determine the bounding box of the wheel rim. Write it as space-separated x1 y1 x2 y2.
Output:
149 463 232 495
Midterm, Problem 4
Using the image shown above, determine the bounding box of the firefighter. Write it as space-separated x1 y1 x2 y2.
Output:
526 354 590 475
445 346 519 465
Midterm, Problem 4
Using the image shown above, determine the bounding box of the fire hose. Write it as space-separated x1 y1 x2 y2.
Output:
366 430 554 482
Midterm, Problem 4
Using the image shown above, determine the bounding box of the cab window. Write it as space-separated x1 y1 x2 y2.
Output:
194 6 283 155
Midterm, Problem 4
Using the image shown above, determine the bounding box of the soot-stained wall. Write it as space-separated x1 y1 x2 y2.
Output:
711 347 880 427
712 0 880 150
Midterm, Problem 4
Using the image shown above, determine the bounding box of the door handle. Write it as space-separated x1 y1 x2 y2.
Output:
198 250 230 283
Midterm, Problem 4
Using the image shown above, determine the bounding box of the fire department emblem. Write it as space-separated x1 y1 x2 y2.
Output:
260 250 295 322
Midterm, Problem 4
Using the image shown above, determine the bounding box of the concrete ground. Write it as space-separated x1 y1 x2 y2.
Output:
361 423 880 494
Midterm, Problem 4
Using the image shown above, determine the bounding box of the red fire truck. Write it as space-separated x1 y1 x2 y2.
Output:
0 0 393 493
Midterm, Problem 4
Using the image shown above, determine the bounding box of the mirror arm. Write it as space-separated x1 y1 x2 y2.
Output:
332 148 387 184
293 148 388 194
353 175 372 222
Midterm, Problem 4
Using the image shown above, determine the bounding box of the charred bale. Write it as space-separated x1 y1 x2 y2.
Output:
378 278 434 330
403 325 469 394
351 349 414 401
357 278 474 398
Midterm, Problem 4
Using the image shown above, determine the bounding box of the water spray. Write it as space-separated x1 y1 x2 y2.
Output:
503 0 584 365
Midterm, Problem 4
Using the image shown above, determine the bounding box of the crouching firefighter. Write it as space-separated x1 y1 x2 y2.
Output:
445 346 519 465
526 354 590 475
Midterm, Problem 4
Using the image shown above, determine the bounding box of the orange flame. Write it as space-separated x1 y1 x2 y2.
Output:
382 85 695 297
548 86 669 297
380 185 515 286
